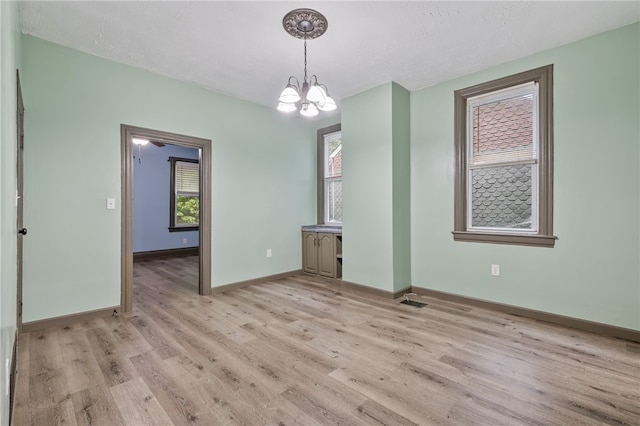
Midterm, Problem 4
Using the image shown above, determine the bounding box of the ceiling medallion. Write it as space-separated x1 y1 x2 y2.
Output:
282 8 328 40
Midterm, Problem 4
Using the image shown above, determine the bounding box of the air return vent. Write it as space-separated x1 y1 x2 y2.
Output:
400 293 427 308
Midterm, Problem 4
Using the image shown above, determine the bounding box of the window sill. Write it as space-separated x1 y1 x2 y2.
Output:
169 226 199 233
452 231 556 247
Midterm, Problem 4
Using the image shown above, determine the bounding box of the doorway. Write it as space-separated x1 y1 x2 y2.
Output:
121 124 212 312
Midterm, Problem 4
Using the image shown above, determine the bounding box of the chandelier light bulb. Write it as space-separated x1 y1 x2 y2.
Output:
307 83 326 103
279 84 301 103
300 102 319 117
277 102 297 112
317 96 337 111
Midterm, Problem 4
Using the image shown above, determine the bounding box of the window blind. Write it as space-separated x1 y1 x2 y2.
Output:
468 82 538 167
176 161 199 195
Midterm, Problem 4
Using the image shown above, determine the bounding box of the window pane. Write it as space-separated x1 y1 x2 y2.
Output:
176 195 199 225
176 161 199 194
470 164 533 229
471 93 534 165
327 180 342 223
325 134 342 178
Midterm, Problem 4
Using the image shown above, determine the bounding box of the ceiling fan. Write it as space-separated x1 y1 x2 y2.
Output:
132 137 165 147
131 137 167 163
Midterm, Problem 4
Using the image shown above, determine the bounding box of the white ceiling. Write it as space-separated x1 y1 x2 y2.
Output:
20 1 639 118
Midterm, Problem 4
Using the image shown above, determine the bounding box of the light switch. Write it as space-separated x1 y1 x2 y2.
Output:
5 359 9 396
106 198 116 210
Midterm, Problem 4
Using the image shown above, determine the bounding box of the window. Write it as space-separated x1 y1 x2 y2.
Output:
317 124 342 224
169 156 199 232
453 65 555 247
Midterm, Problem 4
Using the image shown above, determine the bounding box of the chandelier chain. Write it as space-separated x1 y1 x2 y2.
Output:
303 37 308 83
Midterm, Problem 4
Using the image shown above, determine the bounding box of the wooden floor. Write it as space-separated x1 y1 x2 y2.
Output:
12 255 640 425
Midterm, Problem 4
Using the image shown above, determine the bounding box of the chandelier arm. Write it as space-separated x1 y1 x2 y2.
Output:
287 76 301 89
318 83 331 95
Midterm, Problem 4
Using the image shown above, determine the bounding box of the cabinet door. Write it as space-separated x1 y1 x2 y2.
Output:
317 233 336 278
302 232 319 274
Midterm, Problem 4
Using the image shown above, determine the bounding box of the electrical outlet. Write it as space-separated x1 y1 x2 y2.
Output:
491 264 500 276
266 249 272 258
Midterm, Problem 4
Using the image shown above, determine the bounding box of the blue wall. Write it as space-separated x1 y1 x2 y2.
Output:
133 143 200 252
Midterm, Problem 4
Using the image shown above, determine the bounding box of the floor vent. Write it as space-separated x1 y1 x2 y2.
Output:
400 299 427 308
401 293 427 308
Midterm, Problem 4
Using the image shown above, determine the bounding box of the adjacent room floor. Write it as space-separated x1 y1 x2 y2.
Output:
11 256 640 425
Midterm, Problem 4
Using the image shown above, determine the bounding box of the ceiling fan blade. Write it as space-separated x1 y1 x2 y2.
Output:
150 140 166 147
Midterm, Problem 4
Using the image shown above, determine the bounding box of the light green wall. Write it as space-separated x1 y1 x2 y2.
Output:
13 18 640 344
0 1 21 423
410 23 639 330
342 84 394 290
21 35 317 322
342 82 411 292
391 83 411 291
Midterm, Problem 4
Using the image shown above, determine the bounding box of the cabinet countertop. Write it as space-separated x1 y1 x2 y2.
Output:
301 225 342 234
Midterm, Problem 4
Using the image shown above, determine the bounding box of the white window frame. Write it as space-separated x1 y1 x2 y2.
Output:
324 131 342 224
466 82 539 234
316 124 342 225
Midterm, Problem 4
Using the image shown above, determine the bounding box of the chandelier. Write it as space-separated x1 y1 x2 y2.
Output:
277 9 336 117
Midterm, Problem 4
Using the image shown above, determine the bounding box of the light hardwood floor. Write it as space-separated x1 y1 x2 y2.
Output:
12 255 640 425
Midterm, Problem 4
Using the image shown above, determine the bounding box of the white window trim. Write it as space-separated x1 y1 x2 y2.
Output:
324 177 342 225
324 130 342 224
465 82 539 234
316 124 342 225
